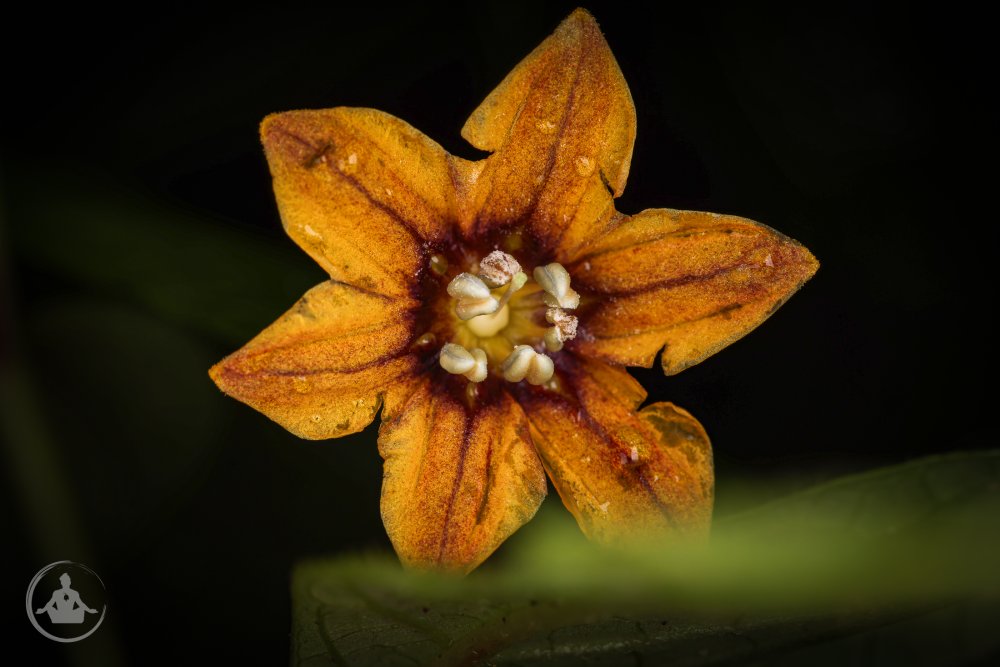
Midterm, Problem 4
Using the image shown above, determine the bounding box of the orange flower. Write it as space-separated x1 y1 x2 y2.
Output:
209 9 817 573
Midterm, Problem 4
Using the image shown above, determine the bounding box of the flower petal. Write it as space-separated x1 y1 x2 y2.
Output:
570 208 818 374
262 108 463 298
379 384 547 572
460 9 635 259
209 281 421 439
516 357 713 543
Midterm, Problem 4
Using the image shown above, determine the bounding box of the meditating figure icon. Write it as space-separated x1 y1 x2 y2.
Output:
34 573 98 624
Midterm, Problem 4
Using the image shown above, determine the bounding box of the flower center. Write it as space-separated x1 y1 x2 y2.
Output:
432 250 579 390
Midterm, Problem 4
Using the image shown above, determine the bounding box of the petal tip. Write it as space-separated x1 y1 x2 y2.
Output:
802 246 820 280
566 6 598 26
208 354 257 405
782 237 820 287
259 112 303 168
207 358 232 393
557 7 606 38
259 110 294 145
259 109 346 170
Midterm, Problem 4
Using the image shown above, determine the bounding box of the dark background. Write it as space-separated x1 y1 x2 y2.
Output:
1 2 992 664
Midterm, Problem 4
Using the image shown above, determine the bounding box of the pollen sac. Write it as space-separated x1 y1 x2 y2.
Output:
478 250 522 288
533 263 580 309
440 343 475 374
501 345 555 385
447 273 500 320
543 307 579 352
439 343 489 383
465 348 488 383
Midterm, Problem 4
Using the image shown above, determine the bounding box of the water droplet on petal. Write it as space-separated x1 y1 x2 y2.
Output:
536 119 557 133
337 151 359 174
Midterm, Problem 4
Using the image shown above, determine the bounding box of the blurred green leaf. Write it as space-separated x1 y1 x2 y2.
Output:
10 166 323 343
291 450 1000 666
27 298 226 551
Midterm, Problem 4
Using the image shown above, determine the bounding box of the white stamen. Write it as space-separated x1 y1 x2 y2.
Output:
500 346 533 381
478 250 522 288
533 263 580 309
439 343 488 383
543 307 578 351
439 343 475 374
543 329 563 352
526 353 554 385
447 273 499 320
465 348 488 382
501 345 554 385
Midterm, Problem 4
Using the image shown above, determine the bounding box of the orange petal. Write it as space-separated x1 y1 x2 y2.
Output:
209 281 421 439
516 357 713 543
460 9 635 259
379 384 547 572
262 108 463 298
569 208 819 374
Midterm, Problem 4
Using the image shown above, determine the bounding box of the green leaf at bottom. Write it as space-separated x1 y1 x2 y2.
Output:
292 451 1000 666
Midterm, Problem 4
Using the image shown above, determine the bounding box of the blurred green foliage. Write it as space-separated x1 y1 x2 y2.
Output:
10 167 322 345
292 451 1000 666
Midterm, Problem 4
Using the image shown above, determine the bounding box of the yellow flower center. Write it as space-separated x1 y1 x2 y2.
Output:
433 250 579 389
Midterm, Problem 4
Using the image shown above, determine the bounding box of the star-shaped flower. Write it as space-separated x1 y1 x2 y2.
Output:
210 9 817 573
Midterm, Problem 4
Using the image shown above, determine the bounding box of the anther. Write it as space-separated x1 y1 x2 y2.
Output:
447 273 499 320
543 307 578 352
501 345 555 385
465 348 488 383
478 250 522 288
439 343 488 383
533 263 580 309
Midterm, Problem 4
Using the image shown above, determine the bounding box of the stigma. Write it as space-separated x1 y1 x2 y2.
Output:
466 304 510 338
